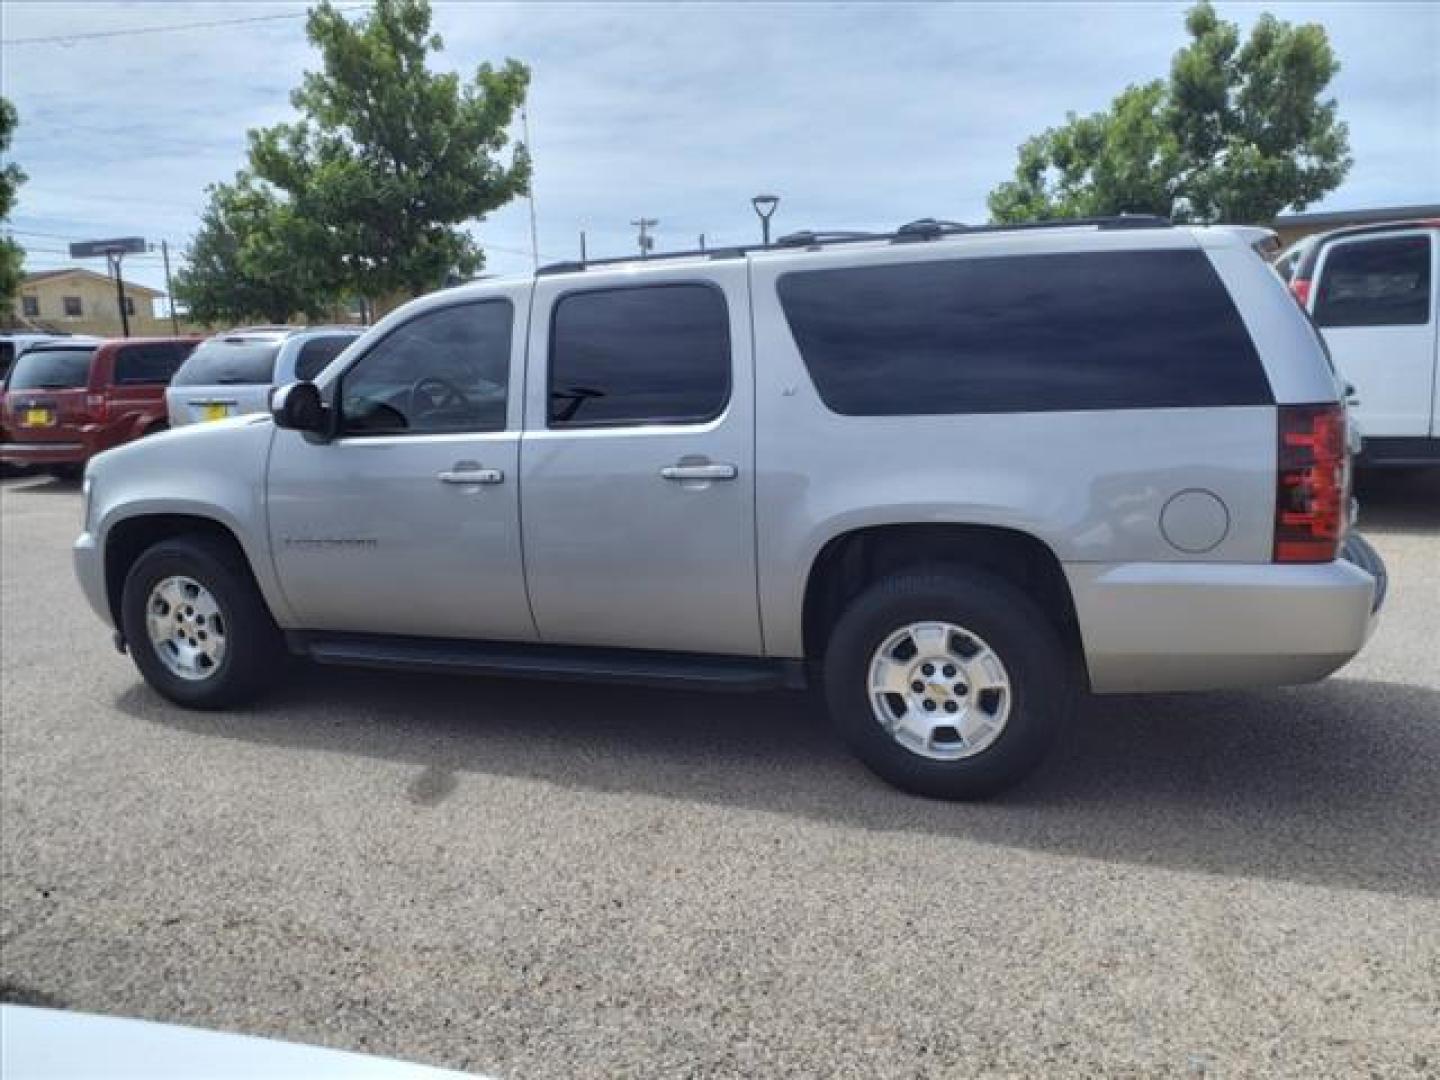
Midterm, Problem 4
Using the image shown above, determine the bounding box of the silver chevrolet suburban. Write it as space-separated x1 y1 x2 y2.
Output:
73 216 1387 798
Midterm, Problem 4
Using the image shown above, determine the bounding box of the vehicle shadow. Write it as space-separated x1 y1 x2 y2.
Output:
1355 468 1440 534
0 475 81 494
118 666 1440 899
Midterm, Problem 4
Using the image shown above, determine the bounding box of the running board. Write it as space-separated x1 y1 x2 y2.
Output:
289 632 807 693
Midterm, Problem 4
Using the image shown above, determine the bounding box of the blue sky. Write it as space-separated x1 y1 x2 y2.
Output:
2 1 1436 293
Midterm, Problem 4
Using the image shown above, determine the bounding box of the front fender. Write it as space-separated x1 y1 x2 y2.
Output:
86 417 295 626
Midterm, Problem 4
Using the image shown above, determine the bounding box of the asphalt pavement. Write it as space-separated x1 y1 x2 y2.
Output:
2 471 1437 1077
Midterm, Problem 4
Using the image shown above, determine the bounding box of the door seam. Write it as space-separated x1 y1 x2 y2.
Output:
515 277 545 641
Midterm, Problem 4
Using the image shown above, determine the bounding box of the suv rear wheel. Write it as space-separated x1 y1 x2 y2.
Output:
823 569 1074 799
120 534 282 708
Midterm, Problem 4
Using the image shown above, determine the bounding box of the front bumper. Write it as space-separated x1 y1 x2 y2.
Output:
1067 535 1386 693
73 529 111 628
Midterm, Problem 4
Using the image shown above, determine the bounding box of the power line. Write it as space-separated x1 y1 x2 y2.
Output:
5 227 89 240
0 6 368 48
25 186 205 209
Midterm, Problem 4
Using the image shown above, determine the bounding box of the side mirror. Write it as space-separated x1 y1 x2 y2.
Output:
271 381 328 436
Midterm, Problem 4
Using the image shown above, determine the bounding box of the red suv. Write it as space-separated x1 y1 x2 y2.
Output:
1 337 201 477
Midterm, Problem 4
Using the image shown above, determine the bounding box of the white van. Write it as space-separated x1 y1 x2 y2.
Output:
1289 219 1439 467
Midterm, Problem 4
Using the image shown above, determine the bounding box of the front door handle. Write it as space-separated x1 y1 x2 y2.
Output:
661 462 738 481
438 465 504 485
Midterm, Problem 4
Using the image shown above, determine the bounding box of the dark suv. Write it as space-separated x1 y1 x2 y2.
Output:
1 337 200 477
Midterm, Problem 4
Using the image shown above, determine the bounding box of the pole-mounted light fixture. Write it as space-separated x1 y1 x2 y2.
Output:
751 194 780 245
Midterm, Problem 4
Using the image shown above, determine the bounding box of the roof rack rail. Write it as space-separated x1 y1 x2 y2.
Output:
773 229 884 248
534 213 1174 276
892 214 1171 243
537 245 749 276
894 218 967 240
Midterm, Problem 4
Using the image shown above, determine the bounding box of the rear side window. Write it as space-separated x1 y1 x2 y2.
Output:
6 348 96 391
0 342 13 381
549 284 731 427
1315 235 1432 327
172 339 281 386
294 335 356 382
777 249 1271 415
114 342 192 385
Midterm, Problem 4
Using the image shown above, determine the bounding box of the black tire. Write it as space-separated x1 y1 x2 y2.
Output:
822 569 1075 799
120 534 283 709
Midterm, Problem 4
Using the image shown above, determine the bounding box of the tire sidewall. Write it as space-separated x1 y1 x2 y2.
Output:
824 572 1070 799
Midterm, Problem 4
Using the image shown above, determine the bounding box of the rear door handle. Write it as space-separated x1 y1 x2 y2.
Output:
438 466 504 485
661 463 738 481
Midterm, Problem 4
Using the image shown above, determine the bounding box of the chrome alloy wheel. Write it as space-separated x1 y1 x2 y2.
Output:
867 621 1013 760
145 575 227 681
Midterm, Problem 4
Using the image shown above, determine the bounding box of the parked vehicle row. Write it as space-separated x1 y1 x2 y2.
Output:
1274 217 1438 467
74 216 1386 799
1 338 199 477
0 325 360 477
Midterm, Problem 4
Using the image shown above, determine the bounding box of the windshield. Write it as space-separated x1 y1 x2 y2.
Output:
6 347 97 391
171 339 282 386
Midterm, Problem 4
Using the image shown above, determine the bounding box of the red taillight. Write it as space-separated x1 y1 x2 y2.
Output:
1290 278 1312 306
85 393 107 422
1274 403 1348 563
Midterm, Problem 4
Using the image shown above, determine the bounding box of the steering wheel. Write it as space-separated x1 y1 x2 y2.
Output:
410 376 471 420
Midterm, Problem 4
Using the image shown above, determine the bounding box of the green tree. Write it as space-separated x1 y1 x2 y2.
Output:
173 175 339 325
987 1 1351 224
247 0 531 302
0 96 27 318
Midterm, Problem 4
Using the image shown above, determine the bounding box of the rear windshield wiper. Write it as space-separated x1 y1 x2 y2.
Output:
37 383 78 389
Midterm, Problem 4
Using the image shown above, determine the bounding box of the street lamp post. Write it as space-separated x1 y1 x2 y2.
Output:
751 194 779 245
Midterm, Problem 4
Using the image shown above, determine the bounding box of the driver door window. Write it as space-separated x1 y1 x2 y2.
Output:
340 301 512 434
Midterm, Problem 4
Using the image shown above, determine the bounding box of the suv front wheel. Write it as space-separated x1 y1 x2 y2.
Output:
120 534 282 709
823 569 1074 799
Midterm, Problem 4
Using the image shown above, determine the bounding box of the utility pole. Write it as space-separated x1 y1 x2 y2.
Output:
160 240 180 334
632 217 657 258
107 252 131 338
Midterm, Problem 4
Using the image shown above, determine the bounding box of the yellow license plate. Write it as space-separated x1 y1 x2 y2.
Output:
202 404 231 422
23 408 52 427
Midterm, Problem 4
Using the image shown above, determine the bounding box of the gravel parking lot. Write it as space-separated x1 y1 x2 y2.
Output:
2 472 1437 1077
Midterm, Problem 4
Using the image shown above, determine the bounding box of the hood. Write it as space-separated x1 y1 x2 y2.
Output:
0 1006 486 1080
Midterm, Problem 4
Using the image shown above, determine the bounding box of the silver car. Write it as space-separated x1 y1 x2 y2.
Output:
75 217 1387 799
164 326 361 428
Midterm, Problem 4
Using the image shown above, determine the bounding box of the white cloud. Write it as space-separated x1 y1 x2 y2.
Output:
2 0 1435 291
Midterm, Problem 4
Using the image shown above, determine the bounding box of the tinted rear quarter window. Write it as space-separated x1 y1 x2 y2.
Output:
0 342 13 381
6 348 97 391
549 284 731 427
777 248 1271 415
1315 235 1432 328
294 335 356 382
114 342 193 385
172 339 282 386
